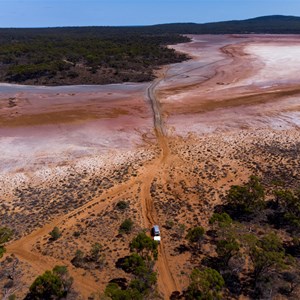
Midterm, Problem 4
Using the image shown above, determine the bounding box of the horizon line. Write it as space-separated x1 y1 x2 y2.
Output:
0 14 298 29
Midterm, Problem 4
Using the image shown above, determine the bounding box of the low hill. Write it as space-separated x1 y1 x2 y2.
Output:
151 15 300 34
1 15 300 36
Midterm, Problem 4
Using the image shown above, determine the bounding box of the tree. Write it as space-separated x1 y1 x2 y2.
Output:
274 189 295 209
104 282 143 300
116 253 157 297
89 243 106 268
186 226 205 249
216 238 240 267
129 269 157 295
71 249 85 268
72 244 106 269
0 246 6 259
119 253 146 274
116 200 129 211
249 233 286 280
49 227 61 241
0 227 13 259
119 219 134 234
226 175 265 215
27 266 73 299
130 232 158 261
186 267 225 300
52 266 73 292
209 213 233 228
89 243 103 262
273 189 300 228
0 227 13 244
165 220 174 230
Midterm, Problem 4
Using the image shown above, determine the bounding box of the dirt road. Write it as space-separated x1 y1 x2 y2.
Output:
143 72 180 297
6 65 179 299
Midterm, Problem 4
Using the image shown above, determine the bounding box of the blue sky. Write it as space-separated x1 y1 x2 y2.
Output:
0 0 300 27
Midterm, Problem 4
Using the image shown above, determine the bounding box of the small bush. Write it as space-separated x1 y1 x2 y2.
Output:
71 249 85 267
105 282 143 300
186 226 205 249
0 226 14 244
73 231 80 237
209 213 233 227
0 245 6 258
90 243 103 262
49 227 62 241
116 200 129 211
186 267 225 300
119 219 134 234
0 227 13 259
118 253 146 274
226 175 265 215
165 220 174 230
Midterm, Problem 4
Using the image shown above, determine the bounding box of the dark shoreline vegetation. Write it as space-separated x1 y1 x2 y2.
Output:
2 15 300 85
0 30 190 85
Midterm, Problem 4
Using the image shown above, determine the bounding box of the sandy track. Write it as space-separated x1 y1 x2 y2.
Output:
143 72 180 297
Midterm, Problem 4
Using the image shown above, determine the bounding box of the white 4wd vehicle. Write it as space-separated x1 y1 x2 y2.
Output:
152 225 161 243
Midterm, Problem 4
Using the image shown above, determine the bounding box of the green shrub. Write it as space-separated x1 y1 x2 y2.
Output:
209 213 233 227
186 226 205 249
119 219 134 234
0 226 13 244
274 189 300 228
186 267 225 300
116 200 129 211
216 238 240 266
90 243 103 262
0 245 6 258
0 226 13 259
49 227 62 241
130 232 158 260
119 253 146 274
226 175 265 214
249 233 286 279
105 282 143 300
28 265 73 299
165 220 174 229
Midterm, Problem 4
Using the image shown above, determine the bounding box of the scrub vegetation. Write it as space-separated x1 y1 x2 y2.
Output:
0 28 189 85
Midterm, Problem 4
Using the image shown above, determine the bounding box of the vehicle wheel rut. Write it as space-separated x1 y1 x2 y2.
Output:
143 69 180 298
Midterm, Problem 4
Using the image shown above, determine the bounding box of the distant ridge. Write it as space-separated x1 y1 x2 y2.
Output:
1 15 300 34
150 15 300 34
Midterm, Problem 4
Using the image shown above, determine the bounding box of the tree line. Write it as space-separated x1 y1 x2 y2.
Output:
0 30 189 85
